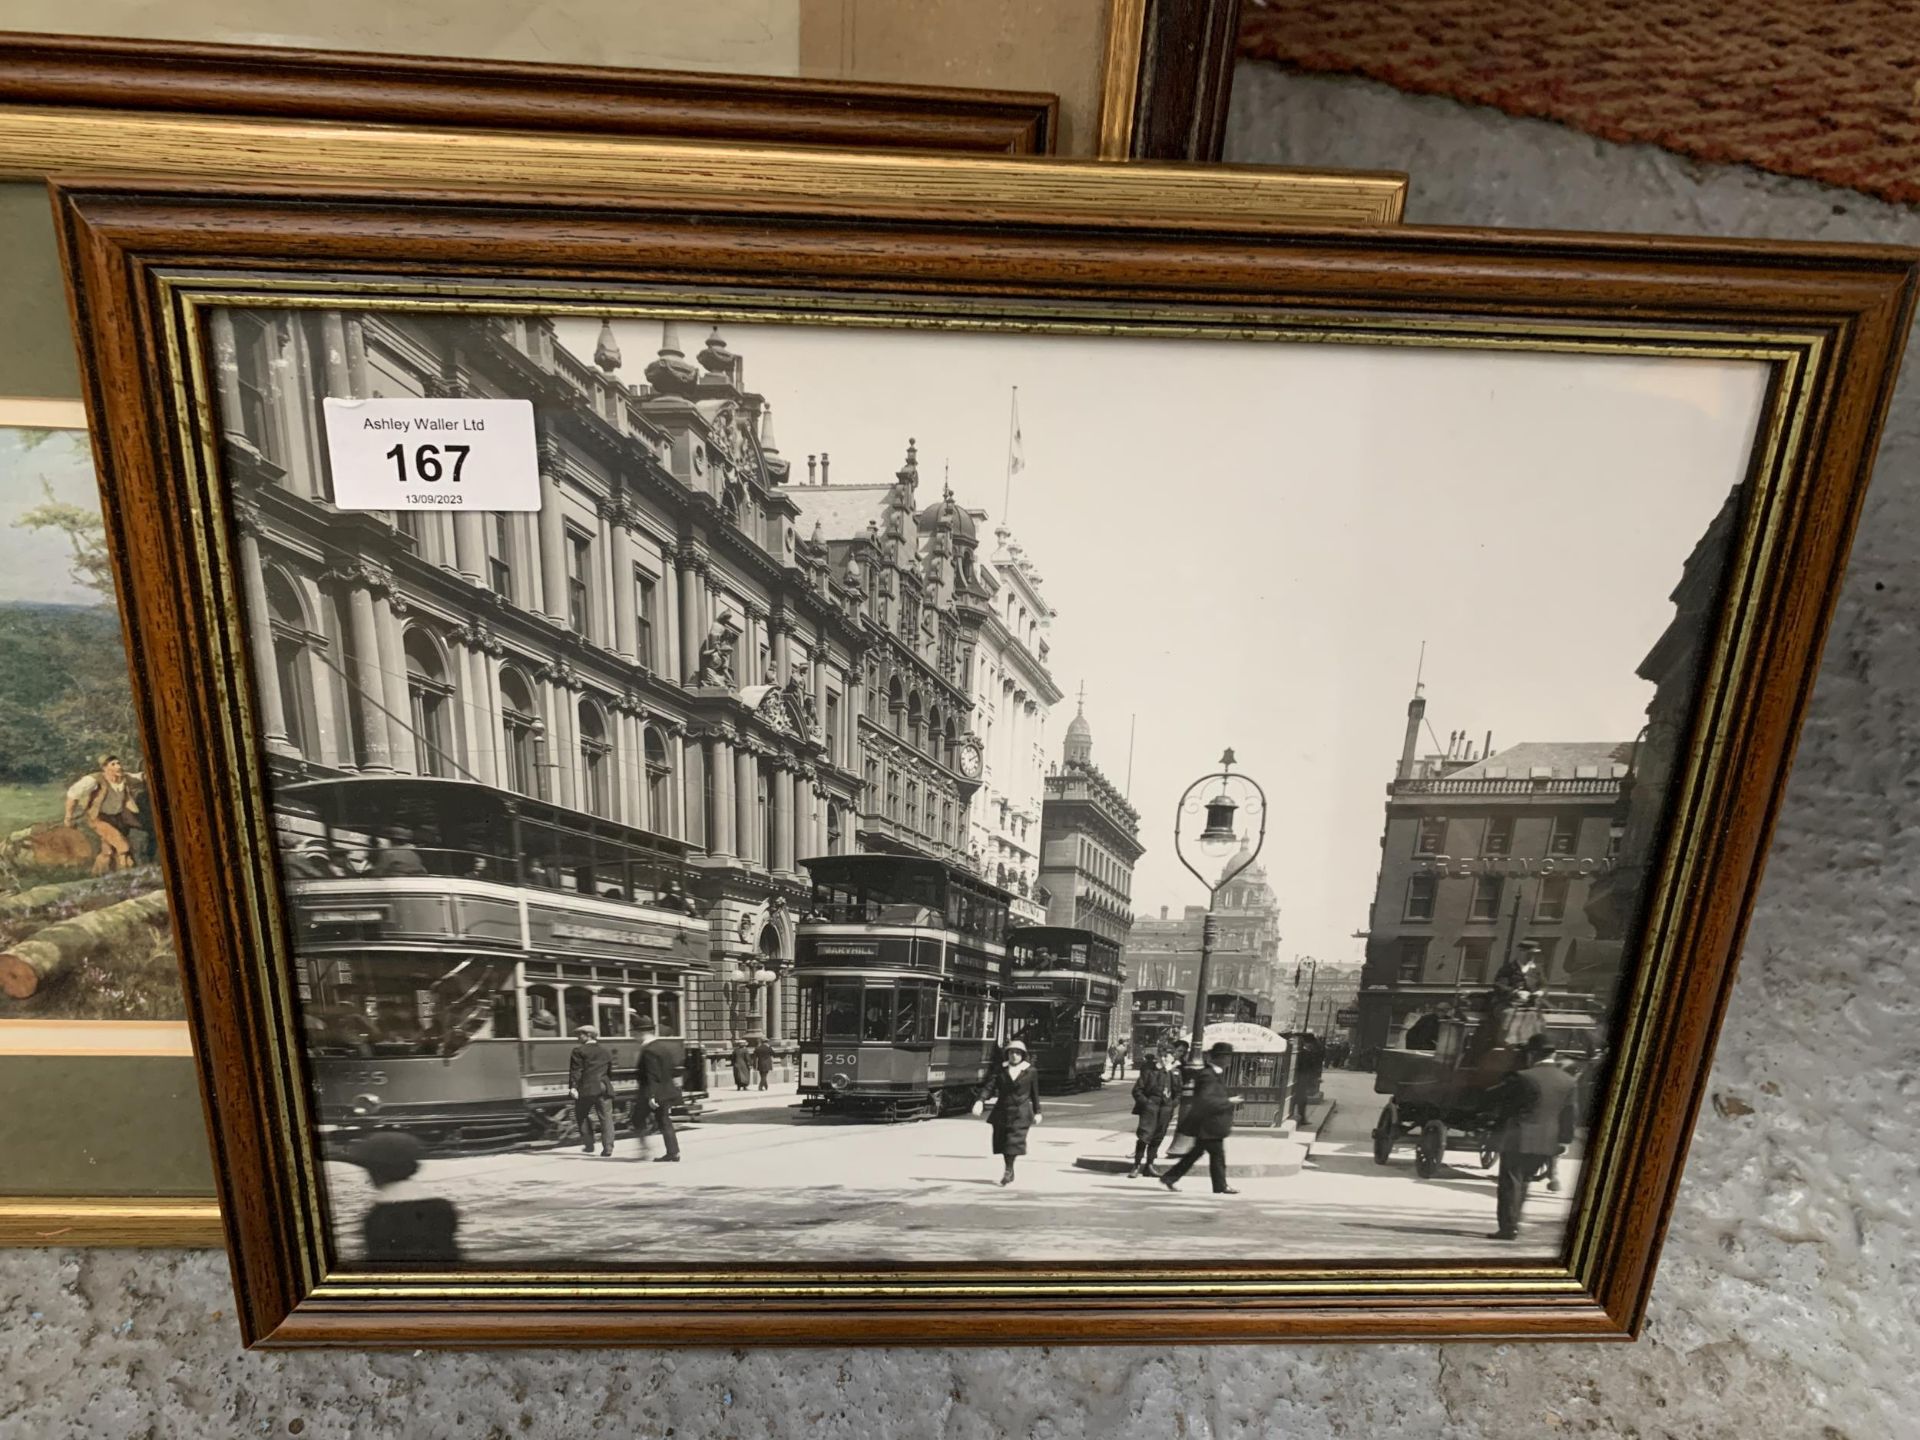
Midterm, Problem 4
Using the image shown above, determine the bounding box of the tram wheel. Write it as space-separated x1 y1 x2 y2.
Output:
1372 1103 1397 1165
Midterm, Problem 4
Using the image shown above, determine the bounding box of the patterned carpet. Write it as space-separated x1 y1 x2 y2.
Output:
1240 0 1920 204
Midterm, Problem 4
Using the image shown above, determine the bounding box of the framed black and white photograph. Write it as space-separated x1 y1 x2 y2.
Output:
51 146 1914 1344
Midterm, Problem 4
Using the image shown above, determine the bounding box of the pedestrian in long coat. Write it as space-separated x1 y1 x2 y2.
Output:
1484 1034 1578 1239
973 1039 1043 1185
753 1036 775 1090
1159 1041 1239 1195
729 1039 752 1091
1128 1051 1179 1177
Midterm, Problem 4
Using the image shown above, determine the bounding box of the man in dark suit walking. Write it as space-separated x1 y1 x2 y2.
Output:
1485 1033 1578 1239
567 1025 618 1157
633 1018 683 1162
1159 1041 1240 1195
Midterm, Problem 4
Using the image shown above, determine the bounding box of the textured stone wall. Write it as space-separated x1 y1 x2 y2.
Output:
2 64 1914 1439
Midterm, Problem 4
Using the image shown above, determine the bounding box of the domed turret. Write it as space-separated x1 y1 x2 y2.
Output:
1063 692 1093 767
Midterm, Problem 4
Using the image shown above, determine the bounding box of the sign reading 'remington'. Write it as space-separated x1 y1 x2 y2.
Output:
321 398 540 511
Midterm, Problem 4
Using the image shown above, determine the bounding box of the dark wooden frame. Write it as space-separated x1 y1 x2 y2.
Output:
1101 0 1245 160
0 30 1058 155
51 156 1915 1346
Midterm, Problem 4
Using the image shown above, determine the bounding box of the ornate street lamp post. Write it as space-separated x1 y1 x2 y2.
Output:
1172 749 1267 1081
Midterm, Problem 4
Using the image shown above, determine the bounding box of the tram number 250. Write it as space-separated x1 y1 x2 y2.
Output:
820 1052 859 1069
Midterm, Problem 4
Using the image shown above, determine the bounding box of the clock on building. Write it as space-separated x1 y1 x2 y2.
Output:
956 737 985 781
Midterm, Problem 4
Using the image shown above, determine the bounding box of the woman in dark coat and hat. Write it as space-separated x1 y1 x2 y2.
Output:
972 1039 1044 1185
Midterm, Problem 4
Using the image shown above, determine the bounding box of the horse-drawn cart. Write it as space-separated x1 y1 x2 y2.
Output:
1371 999 1596 1177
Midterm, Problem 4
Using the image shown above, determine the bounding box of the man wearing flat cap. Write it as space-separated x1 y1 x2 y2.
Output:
567 1025 617 1157
632 1017 683 1162
1160 1040 1240 1195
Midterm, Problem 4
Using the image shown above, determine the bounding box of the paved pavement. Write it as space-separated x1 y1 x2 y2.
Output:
323 1066 1575 1266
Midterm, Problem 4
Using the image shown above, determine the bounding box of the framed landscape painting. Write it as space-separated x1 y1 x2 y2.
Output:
0 397 217 1243
49 142 1914 1344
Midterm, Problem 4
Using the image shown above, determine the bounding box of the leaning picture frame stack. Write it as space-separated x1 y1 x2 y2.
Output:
47 138 1913 1345
0 31 1403 1247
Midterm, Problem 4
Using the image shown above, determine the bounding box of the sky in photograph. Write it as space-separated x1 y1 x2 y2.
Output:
559 316 1767 967
0 426 104 608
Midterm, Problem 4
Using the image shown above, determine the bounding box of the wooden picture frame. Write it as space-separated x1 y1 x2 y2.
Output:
0 29 1060 158
49 143 1912 1344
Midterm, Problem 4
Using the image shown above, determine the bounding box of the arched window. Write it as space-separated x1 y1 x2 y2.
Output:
264 568 316 759
404 627 455 778
944 716 958 767
644 727 673 831
827 802 844 854
927 704 942 758
907 691 925 750
578 697 612 818
500 667 540 797
888 676 905 737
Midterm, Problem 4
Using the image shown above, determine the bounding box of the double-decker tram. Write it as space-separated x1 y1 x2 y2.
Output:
1206 990 1263 1025
1004 927 1122 1092
1130 988 1186 1064
795 854 1014 1120
282 777 710 1149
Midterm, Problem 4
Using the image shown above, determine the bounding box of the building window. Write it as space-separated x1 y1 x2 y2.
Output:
1396 938 1430 984
1525 937 1559 976
403 628 455 779
1483 815 1514 856
500 668 540 797
230 313 277 458
644 727 673 829
394 509 424 546
1403 873 1438 923
1469 876 1504 922
1456 937 1494 985
758 768 772 866
578 699 612 818
864 759 880 816
827 803 843 854
941 800 953 848
488 513 514 601
886 767 901 822
1415 815 1447 855
264 570 316 760
1607 824 1625 858
565 528 593 636
888 676 905 736
1547 815 1578 856
825 690 841 766
1535 875 1571 923
635 570 656 667
906 780 919 834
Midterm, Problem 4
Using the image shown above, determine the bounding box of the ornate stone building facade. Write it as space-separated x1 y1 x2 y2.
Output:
967 525 1061 924
787 448 991 872
1354 687 1629 1063
1126 844 1283 1027
1037 701 1142 947
217 308 869 1058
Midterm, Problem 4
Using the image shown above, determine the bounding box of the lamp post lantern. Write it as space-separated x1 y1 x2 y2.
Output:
1172 748 1267 1080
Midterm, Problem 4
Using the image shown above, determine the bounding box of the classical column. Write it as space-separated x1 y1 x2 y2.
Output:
660 549 681 678
552 679 580 810
772 619 791 685
320 313 352 397
612 513 639 662
708 736 735 857
452 513 486 586
677 733 700 848
537 450 570 626
209 312 248 443
234 513 296 757
678 552 701 684
626 711 650 831
343 316 371 397
343 578 392 772
371 589 418 774
736 746 758 867
459 635 498 787
771 765 795 874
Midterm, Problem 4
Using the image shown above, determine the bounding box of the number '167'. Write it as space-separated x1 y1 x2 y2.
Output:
383 442 470 484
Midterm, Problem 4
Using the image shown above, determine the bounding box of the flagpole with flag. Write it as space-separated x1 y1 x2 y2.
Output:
1003 385 1023 525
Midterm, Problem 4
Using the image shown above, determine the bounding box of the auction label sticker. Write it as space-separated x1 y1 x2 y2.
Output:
322 398 540 510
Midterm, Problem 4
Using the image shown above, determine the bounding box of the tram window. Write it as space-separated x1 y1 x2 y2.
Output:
525 985 561 1036
491 991 521 1039
657 989 682 1037
823 983 861 1041
799 983 822 1041
627 992 653 1033
563 986 595 1032
862 988 895 1043
893 988 918 1043
596 995 627 1037
936 997 951 1039
959 1000 979 1041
